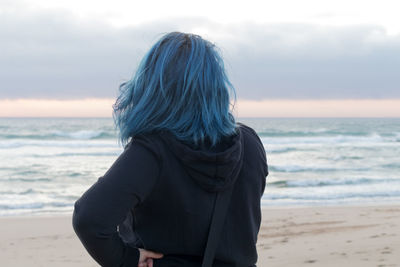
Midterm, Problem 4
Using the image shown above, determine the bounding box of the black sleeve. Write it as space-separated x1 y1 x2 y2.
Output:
256 136 268 195
72 137 161 267
244 124 269 194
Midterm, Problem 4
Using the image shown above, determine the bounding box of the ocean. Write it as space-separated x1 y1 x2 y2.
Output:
0 117 399 216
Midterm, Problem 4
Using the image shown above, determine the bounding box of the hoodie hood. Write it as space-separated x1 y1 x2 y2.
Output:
159 124 244 193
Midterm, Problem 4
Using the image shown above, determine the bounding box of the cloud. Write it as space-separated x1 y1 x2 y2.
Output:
221 23 400 99
1 3 400 100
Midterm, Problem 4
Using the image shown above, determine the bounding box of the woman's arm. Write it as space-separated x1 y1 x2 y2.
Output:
72 138 161 267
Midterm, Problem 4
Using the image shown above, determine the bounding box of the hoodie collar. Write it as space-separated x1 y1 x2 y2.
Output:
159 124 244 192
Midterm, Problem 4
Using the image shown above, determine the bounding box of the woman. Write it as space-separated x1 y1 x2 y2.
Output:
72 32 268 267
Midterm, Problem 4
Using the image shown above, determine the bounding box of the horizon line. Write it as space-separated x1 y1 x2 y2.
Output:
1 116 399 119
1 98 400 117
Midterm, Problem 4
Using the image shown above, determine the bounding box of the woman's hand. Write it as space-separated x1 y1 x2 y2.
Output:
137 248 164 267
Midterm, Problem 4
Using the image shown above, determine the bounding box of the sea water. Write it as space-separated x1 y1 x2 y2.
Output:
0 117 399 216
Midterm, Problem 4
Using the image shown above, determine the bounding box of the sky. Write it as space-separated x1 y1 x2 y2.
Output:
1 0 400 117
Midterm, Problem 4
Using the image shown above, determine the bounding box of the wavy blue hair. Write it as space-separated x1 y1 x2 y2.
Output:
112 31 237 148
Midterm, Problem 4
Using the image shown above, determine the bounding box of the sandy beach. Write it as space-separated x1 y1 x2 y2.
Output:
1 205 399 267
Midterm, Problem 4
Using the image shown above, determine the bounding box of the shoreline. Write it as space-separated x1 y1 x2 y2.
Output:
1 204 399 266
3 200 399 218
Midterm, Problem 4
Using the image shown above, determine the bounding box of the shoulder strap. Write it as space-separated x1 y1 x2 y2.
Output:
201 185 235 267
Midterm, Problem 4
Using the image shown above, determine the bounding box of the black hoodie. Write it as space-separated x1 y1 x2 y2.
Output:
72 122 269 267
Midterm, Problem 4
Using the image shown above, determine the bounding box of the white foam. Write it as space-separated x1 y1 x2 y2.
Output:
0 139 118 149
261 133 387 145
51 130 108 139
268 177 400 188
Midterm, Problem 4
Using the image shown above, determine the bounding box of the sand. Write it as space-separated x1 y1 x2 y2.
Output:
0 204 399 267
257 205 399 267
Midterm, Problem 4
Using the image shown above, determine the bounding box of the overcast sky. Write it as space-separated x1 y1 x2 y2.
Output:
1 0 400 100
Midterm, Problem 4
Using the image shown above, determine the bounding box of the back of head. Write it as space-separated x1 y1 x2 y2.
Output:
113 31 237 148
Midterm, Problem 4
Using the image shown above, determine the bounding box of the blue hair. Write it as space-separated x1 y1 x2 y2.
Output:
112 32 237 148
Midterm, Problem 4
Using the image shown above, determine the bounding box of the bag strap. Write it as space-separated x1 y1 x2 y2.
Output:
201 185 235 267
